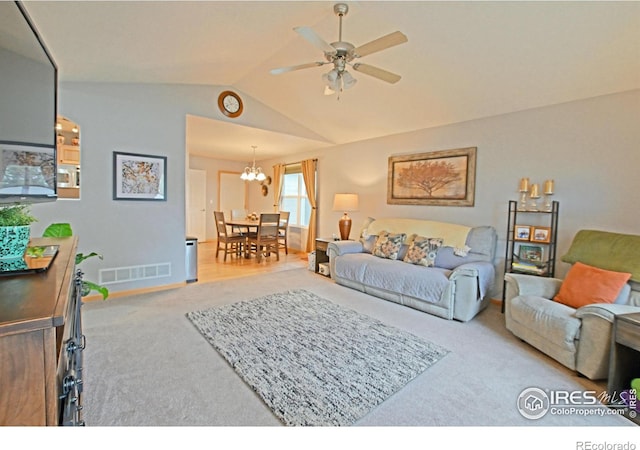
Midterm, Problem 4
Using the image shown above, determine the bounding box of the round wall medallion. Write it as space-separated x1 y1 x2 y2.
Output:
261 184 268 196
217 90 243 118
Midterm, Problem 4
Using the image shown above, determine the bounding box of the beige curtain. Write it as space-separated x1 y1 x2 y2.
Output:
301 159 317 253
272 164 285 212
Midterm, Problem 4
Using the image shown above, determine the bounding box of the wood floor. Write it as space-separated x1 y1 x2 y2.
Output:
195 240 309 283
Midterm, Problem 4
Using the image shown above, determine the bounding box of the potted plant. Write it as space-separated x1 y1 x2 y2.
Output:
43 223 109 299
0 204 37 259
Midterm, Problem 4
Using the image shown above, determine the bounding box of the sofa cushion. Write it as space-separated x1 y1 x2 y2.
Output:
360 234 377 254
561 229 640 282
435 225 497 269
510 295 581 352
403 236 443 267
554 261 632 308
372 231 406 260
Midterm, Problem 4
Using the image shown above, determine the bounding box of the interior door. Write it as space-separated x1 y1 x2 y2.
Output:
219 171 246 219
187 169 207 242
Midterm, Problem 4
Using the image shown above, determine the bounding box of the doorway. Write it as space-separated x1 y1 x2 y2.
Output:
187 168 207 241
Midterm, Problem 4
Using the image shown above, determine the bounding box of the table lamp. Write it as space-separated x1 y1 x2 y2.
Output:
332 193 359 240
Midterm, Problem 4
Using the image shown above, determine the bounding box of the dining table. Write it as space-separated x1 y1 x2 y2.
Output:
226 215 283 258
226 218 260 233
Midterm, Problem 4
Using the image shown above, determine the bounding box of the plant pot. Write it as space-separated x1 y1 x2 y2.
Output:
0 225 31 260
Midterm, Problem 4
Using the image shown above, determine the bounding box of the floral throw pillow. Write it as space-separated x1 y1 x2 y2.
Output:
372 231 406 260
403 236 444 267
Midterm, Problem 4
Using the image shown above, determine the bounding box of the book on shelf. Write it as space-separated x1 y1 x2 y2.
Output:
511 261 547 275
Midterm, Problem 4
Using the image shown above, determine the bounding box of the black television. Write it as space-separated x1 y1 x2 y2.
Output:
0 1 57 204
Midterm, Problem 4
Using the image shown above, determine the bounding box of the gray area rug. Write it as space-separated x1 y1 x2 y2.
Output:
186 289 449 426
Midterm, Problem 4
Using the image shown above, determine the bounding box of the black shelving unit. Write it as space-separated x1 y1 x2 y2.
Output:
502 200 559 312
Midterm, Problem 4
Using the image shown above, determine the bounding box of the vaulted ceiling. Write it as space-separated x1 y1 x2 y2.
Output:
23 1 640 162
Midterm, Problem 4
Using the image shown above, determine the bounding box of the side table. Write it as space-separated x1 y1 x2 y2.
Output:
314 237 333 274
607 312 640 425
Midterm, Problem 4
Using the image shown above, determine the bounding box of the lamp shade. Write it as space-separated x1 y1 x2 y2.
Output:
332 193 359 212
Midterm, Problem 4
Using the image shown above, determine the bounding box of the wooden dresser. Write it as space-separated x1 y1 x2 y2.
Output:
0 236 84 426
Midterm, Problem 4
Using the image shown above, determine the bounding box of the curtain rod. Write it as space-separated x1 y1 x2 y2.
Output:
285 158 317 166
274 158 318 168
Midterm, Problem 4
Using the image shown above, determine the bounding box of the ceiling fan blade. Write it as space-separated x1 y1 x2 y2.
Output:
353 31 408 58
293 26 336 55
352 63 402 84
270 61 327 75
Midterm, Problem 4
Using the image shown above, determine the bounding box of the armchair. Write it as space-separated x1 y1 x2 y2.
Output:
504 230 640 380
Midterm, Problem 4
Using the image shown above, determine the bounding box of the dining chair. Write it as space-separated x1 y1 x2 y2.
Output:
230 208 248 234
247 213 281 262
277 211 290 255
214 211 246 261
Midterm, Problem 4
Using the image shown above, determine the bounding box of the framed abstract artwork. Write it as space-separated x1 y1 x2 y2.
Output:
387 147 476 206
113 151 167 201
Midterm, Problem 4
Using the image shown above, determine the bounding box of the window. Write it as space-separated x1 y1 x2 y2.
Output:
280 172 311 227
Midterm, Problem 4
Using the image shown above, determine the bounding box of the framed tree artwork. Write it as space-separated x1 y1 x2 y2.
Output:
387 147 476 206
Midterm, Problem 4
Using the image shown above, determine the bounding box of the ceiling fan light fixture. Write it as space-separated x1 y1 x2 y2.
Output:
342 70 357 89
324 85 336 96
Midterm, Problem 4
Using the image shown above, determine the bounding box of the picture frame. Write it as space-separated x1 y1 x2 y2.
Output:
113 151 167 201
531 226 551 243
514 225 531 241
519 244 544 263
387 147 476 206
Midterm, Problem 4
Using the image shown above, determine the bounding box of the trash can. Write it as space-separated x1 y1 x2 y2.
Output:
185 237 198 283
308 251 316 271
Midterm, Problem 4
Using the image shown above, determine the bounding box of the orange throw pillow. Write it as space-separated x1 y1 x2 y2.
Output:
554 261 631 308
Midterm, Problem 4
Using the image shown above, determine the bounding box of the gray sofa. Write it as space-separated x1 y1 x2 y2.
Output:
327 218 498 322
504 229 640 380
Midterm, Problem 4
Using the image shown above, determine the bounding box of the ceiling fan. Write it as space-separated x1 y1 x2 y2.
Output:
270 3 408 96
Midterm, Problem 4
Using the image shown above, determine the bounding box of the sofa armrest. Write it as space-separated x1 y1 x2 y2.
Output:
327 240 363 258
450 261 495 299
503 273 563 302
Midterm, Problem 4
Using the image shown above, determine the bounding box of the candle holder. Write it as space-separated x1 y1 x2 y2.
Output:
518 191 528 211
542 179 554 211
528 183 540 211
543 193 553 212
517 177 530 211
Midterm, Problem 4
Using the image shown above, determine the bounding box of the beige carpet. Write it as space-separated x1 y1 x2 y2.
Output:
82 267 633 428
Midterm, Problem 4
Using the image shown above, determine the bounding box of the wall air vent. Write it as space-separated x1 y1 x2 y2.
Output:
99 263 171 285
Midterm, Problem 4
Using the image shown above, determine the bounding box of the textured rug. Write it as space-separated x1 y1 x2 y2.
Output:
186 289 449 426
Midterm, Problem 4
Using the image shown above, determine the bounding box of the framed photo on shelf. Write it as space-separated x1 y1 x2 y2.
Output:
531 226 551 243
514 225 531 241
519 245 544 263
113 151 167 201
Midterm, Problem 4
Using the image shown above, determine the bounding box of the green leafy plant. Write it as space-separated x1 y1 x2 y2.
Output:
0 204 38 226
43 223 109 300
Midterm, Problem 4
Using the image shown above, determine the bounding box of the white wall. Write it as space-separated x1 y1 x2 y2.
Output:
31 82 231 293
31 83 639 297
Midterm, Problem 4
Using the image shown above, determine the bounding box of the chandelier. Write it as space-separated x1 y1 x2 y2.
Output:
240 145 266 182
